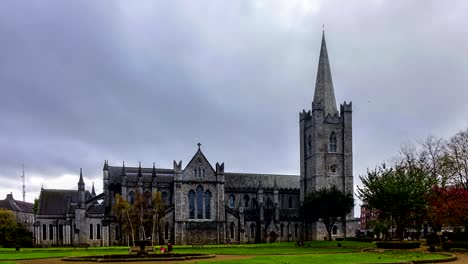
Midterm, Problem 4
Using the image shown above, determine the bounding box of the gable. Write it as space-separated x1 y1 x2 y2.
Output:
182 148 216 181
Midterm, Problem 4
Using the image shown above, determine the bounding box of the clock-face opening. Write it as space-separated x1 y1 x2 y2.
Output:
329 164 337 173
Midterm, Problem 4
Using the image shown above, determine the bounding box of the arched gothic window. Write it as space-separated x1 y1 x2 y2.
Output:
49 224 53 240
243 195 250 207
294 224 298 238
307 135 312 155
202 169 206 178
188 190 195 219
229 194 235 208
89 224 94 240
128 191 135 205
288 196 293 209
280 223 284 237
59 224 63 240
230 222 235 239
332 225 338 235
266 198 272 209
196 185 204 219
42 224 46 240
329 132 337 152
194 168 197 177
252 198 258 209
205 190 211 219
250 223 255 238
97 224 101 239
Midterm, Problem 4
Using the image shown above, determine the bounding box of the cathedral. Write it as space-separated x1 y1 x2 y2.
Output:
33 32 354 246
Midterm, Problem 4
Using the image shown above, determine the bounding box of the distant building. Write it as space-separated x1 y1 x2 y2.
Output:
34 31 354 246
0 193 34 229
360 203 378 230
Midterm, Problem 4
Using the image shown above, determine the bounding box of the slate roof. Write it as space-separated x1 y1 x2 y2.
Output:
225 173 300 190
87 204 105 214
38 189 91 215
0 194 33 213
109 165 299 189
108 165 174 184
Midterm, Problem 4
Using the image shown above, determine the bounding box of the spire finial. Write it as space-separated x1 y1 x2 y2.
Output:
78 168 85 191
152 162 157 178
197 143 201 150
138 161 142 177
91 182 96 196
121 161 127 176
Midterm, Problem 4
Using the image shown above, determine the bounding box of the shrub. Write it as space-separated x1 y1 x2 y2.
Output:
335 237 344 241
375 241 421 249
426 233 440 246
442 241 468 251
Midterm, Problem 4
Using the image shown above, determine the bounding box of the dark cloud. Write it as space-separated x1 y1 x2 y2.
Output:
1 1 467 216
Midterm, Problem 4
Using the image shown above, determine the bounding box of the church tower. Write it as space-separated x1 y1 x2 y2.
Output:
299 32 353 239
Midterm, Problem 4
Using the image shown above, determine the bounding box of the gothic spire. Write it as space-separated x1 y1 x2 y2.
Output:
313 31 338 116
103 160 108 171
138 162 143 177
78 168 85 191
152 162 157 178
91 182 96 196
121 161 127 176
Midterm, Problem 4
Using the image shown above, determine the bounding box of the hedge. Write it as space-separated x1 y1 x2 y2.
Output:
442 241 468 251
375 241 421 249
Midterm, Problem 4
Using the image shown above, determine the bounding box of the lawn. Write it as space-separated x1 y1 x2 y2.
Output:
0 241 451 264
197 251 449 264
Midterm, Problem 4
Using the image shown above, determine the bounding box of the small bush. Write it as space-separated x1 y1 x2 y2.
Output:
335 237 344 241
375 241 421 249
426 233 440 246
442 241 468 251
345 237 373 242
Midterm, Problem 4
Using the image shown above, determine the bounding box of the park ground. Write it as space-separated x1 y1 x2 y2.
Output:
0 241 465 264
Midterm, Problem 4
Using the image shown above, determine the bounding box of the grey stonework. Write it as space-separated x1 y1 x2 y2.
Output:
34 32 354 246
300 31 354 240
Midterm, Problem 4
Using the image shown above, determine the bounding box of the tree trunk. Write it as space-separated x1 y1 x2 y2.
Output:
126 212 135 246
151 213 156 246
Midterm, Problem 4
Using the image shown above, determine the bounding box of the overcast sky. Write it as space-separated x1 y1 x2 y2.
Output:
1 1 467 216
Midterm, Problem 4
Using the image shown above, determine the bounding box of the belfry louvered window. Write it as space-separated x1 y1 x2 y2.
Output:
329 132 337 152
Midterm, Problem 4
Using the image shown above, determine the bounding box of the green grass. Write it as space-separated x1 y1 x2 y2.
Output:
0 241 449 264
197 251 449 264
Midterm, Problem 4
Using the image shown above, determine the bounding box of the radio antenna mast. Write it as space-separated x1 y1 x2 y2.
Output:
22 163 25 202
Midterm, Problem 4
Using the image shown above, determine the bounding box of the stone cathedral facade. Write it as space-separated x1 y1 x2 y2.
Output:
34 32 354 246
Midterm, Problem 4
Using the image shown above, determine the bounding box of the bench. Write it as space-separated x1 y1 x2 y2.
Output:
73 244 89 250
129 246 155 255
192 244 204 248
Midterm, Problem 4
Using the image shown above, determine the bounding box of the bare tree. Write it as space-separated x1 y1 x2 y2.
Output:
446 128 468 189
419 135 450 186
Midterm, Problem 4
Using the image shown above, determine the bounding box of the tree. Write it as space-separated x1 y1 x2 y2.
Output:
358 163 435 240
301 185 354 240
151 191 166 246
426 186 468 230
446 128 468 189
113 194 135 246
0 209 32 247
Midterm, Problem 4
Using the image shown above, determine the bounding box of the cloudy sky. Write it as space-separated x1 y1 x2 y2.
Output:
1 0 467 215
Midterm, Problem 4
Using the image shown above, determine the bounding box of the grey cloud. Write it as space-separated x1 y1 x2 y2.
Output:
1 1 467 215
